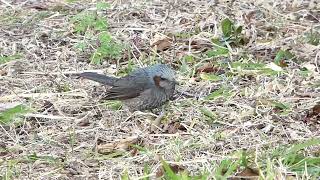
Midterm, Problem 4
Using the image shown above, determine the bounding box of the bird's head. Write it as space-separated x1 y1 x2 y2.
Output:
148 64 177 89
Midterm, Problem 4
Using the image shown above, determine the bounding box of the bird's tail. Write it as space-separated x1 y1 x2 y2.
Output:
78 72 117 85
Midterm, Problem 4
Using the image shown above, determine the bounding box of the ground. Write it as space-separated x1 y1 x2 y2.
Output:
0 0 319 179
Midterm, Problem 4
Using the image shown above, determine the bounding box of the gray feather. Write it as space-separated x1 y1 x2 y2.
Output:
78 72 117 85
79 64 176 111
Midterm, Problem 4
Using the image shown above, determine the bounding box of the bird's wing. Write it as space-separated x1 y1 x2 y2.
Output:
104 73 152 100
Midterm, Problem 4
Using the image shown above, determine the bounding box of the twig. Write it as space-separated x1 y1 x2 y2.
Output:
0 91 87 101
24 113 76 120
21 70 105 76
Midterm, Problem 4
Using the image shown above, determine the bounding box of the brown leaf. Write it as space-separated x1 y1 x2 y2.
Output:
96 136 140 155
232 167 259 179
305 104 320 123
189 39 212 52
0 69 7 76
312 104 320 115
0 142 8 156
278 59 288 67
77 119 90 127
27 5 49 10
244 11 255 24
131 34 146 51
178 123 187 131
179 17 189 25
151 34 172 51
196 63 215 73
304 13 319 22
130 147 139 156
43 100 54 108
196 63 224 74
156 163 185 177
163 121 186 134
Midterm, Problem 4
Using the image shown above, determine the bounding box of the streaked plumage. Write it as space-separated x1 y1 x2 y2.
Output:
79 64 176 111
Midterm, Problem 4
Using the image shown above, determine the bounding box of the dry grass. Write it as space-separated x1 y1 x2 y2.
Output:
0 0 319 179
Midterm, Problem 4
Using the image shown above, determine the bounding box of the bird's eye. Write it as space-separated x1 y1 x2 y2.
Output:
160 77 166 81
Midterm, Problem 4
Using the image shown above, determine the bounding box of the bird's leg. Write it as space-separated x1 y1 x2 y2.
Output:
135 111 158 117
124 110 157 122
151 105 166 132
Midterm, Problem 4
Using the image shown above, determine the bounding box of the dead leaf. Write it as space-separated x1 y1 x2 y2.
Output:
196 63 215 73
189 39 212 51
305 11 320 21
25 0 66 11
304 104 320 123
27 5 49 10
196 63 224 74
179 17 189 25
151 34 172 51
279 59 288 67
178 123 187 131
0 142 8 156
96 136 140 155
130 147 139 156
131 33 146 51
244 11 255 24
77 119 90 127
156 163 185 177
312 104 320 115
231 167 259 180
39 100 54 113
0 69 7 76
151 112 165 132
164 122 180 134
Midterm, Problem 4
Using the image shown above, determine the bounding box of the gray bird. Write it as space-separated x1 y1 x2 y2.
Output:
79 64 177 111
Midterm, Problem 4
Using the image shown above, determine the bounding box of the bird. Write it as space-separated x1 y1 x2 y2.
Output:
78 64 177 111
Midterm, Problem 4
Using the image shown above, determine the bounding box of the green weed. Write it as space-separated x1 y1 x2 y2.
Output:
0 54 23 64
260 139 320 178
298 67 312 77
230 61 280 76
206 86 233 100
271 101 291 115
0 105 30 125
121 169 129 180
160 159 209 180
2 159 20 179
220 18 246 46
274 49 295 67
71 2 123 64
103 100 123 110
305 30 320 46
143 164 151 180
26 152 62 164
199 107 217 123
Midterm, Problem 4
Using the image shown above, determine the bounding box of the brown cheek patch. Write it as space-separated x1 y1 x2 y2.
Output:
153 76 161 87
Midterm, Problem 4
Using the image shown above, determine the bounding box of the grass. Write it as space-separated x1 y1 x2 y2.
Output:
0 0 319 179
71 2 123 64
0 54 23 64
158 139 320 179
0 104 30 125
